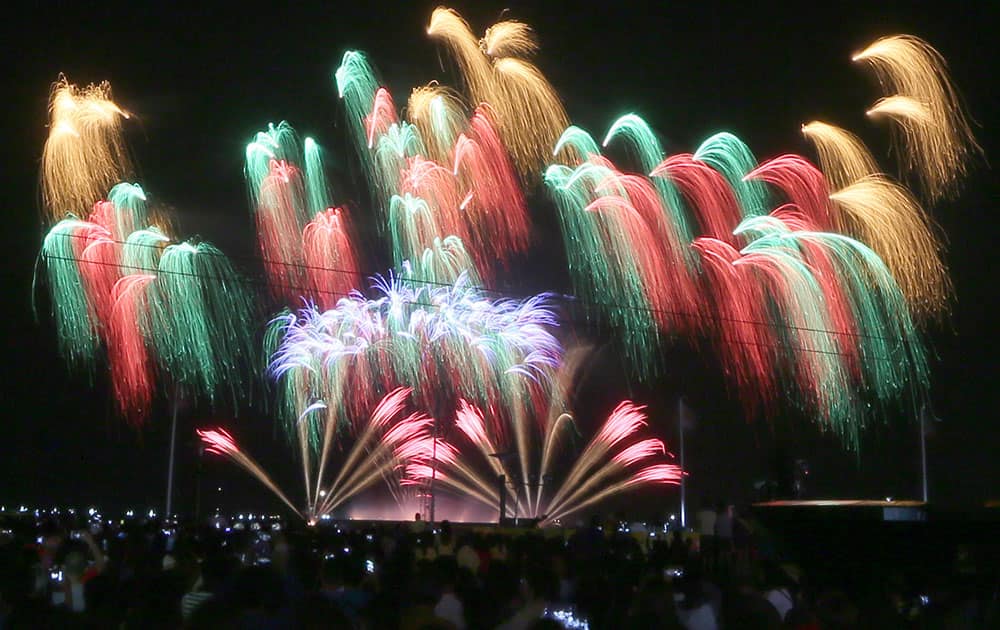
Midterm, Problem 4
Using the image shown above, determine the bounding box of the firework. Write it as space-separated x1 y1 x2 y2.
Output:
268 273 562 444
854 35 980 201
199 389 442 522
41 76 133 224
107 274 156 421
830 176 951 318
427 7 569 178
197 428 303 517
801 121 880 192
407 83 467 165
303 207 361 310
693 132 770 218
245 123 361 305
40 219 110 368
145 240 255 405
745 155 833 229
801 121 951 318
406 396 682 524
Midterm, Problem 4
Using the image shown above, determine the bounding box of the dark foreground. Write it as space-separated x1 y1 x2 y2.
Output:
1 503 997 628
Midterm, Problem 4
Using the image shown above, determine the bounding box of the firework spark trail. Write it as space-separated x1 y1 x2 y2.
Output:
453 105 531 276
801 122 881 192
41 76 133 224
105 183 151 241
245 124 311 300
417 236 482 285
692 237 780 417
303 137 333 216
321 411 433 515
734 222 856 438
41 219 111 368
78 229 120 338
435 397 681 523
603 114 697 250
454 399 510 483
543 401 648 516
335 47 534 287
197 428 303 517
745 156 834 229
147 241 255 404
408 84 467 165
107 274 156 421
397 434 501 508
545 162 661 373
321 388 413 508
853 35 980 201
303 207 361 310
427 7 570 178
731 213 929 446
545 463 683 524
652 154 743 244
543 437 666 521
366 88 400 149
245 124 362 305
268 274 562 453
335 50 388 205
399 157 469 247
801 121 951 318
554 126 602 161
121 228 169 275
693 132 770 218
830 176 951 318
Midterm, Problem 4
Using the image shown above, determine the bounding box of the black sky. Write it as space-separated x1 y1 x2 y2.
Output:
2 0 997 517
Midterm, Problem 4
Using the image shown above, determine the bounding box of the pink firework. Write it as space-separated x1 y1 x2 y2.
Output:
303 207 360 310
653 154 742 244
746 155 833 229
256 159 308 299
365 87 399 149
107 274 156 422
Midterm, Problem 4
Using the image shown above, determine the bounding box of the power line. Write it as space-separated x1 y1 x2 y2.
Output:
38 251 914 363
48 229 920 347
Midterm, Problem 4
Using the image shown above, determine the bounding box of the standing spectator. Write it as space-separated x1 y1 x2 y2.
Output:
497 566 557 630
714 503 734 570
181 552 231 621
433 565 465 629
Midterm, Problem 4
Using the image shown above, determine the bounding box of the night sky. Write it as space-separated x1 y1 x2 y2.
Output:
3 1 997 518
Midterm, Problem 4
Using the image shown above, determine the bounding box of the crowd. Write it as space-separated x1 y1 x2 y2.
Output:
0 504 994 629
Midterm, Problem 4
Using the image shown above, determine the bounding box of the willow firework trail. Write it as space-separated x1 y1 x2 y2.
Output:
427 7 570 179
147 241 255 405
801 121 881 192
853 34 980 201
801 121 951 319
41 76 134 224
407 84 467 165
267 273 562 450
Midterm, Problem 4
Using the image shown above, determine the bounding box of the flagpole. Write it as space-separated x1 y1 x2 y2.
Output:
166 396 178 517
679 397 686 529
